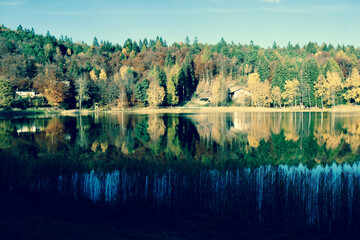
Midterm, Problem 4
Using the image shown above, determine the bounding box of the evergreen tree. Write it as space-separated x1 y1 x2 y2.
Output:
185 36 190 46
123 38 133 52
287 42 293 50
271 63 287 92
257 51 270 82
305 42 317 54
166 64 180 105
134 79 149 106
179 53 197 102
165 51 175 68
132 41 139 53
301 58 319 107
272 41 277 49
93 37 99 47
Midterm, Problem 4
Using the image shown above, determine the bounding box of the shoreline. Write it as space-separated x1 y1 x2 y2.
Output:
1 105 360 117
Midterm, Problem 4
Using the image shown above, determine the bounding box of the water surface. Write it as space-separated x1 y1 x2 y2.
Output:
1 112 360 229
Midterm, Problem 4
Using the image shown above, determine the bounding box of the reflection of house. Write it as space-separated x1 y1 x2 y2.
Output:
15 90 40 99
16 125 45 134
229 86 251 101
232 112 251 132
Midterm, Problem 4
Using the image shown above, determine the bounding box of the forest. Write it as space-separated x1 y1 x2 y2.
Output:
1 24 360 110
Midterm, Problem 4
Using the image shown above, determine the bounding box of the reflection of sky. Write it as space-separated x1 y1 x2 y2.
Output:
1 0 359 47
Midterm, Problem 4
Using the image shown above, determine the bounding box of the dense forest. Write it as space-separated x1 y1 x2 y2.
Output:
1 24 360 110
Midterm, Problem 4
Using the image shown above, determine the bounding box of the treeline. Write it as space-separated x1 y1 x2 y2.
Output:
0 24 360 109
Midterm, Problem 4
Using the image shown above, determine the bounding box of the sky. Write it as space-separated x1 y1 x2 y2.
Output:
1 0 360 48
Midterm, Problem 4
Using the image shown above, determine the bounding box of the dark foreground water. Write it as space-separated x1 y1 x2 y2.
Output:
1 111 360 237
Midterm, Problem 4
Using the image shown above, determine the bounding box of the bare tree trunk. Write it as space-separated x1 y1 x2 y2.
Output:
321 96 323 109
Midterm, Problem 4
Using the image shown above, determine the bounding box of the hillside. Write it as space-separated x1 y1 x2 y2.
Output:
0 25 360 109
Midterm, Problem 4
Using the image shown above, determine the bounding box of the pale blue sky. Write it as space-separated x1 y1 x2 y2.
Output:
1 0 359 47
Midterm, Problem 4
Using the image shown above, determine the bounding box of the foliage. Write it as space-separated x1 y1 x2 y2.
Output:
0 77 14 108
75 75 90 110
1 24 360 109
282 79 300 107
323 72 343 107
146 81 165 108
343 68 360 103
134 79 149 106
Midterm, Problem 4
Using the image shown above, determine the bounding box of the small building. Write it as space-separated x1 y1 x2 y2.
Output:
15 90 38 98
229 86 251 101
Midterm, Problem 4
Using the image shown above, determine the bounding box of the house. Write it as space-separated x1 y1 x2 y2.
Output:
15 90 39 99
229 86 251 101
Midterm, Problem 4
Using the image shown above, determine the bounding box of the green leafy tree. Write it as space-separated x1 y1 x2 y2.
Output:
202 45 212 62
0 77 14 109
324 58 343 78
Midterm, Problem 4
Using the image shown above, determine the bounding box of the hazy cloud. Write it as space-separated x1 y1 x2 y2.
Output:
46 11 84 16
0 1 22 6
262 0 280 3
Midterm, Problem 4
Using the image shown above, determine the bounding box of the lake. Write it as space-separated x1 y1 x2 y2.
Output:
1 111 360 232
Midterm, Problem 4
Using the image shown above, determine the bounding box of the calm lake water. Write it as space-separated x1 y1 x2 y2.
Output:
1 111 360 230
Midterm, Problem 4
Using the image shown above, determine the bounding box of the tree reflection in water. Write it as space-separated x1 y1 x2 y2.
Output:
2 112 360 230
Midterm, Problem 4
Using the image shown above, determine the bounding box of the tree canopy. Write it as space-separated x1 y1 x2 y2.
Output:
1 24 360 109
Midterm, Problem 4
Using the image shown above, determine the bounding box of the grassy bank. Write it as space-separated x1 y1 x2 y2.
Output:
2 105 360 117
95 104 360 114
0 108 61 118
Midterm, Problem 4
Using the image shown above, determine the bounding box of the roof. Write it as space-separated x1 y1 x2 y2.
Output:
229 86 247 94
16 90 36 93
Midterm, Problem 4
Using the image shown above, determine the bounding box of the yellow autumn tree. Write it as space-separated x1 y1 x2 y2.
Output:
89 69 98 81
344 68 360 104
211 76 225 106
259 80 271 107
146 81 165 108
324 71 343 107
247 73 271 107
247 73 261 106
147 116 166 142
66 48 72 56
99 69 107 80
281 79 300 107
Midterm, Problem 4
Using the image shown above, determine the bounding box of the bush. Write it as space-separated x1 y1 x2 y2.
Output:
11 97 29 110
